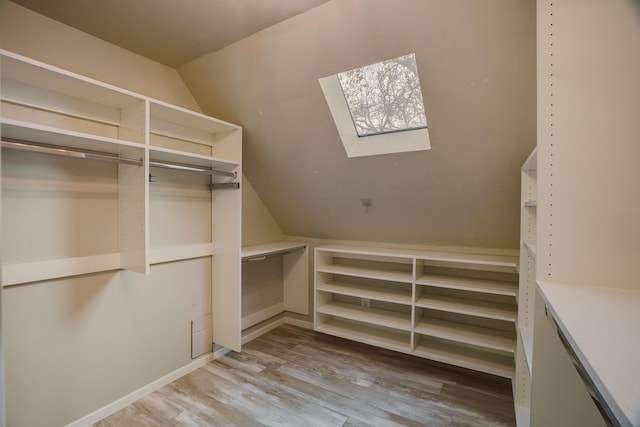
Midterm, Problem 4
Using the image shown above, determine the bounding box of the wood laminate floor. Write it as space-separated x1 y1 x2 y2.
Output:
95 324 516 427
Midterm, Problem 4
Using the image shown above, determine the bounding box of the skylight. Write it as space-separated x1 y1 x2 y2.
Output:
337 53 427 137
319 53 431 158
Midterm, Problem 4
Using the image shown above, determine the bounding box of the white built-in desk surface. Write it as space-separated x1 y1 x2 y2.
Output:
242 242 307 262
537 281 640 427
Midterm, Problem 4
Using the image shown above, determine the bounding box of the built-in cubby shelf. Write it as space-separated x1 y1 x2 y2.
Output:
314 245 518 379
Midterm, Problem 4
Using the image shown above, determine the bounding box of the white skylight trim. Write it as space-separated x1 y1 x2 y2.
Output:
320 54 431 158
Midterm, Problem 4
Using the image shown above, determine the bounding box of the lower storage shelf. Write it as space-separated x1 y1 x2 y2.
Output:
316 300 412 331
314 244 519 379
414 335 515 378
315 317 411 353
415 318 516 354
415 294 517 323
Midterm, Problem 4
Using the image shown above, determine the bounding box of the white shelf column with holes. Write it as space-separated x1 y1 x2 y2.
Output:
314 245 519 379
514 147 537 426
528 1 640 427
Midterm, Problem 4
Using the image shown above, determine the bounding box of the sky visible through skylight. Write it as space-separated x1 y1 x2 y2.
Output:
337 53 427 137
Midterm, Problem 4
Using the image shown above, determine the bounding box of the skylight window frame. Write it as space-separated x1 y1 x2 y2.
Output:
320 54 431 158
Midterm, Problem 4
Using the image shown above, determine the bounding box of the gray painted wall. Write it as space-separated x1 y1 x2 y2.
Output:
179 0 537 250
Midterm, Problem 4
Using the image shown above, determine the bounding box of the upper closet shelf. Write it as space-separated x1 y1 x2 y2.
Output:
1 119 144 154
150 101 239 135
149 145 239 171
242 242 307 262
0 51 144 110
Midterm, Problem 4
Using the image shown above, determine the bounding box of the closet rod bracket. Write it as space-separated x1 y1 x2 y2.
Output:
209 182 240 191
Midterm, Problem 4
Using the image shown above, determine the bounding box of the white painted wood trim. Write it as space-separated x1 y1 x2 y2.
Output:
148 243 214 265
241 302 285 330
2 253 121 287
65 353 214 427
242 316 314 345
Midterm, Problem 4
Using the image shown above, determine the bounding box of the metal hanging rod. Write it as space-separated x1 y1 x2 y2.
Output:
1 138 143 166
149 159 237 178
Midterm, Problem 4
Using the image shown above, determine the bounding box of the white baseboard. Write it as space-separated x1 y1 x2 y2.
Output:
241 302 285 330
66 353 214 427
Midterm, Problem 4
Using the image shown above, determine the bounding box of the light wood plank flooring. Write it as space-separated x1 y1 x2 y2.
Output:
95 324 515 426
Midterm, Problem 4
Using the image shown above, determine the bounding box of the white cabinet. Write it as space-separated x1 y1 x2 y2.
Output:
0 50 242 351
314 245 518 378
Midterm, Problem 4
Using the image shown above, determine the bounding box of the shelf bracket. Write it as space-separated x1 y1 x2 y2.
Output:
209 182 240 191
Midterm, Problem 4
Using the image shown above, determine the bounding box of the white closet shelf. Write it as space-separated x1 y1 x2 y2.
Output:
416 274 517 298
2 253 121 287
415 318 516 354
149 243 214 265
522 147 537 172
316 264 413 284
523 200 538 207
150 100 240 135
241 241 307 261
523 241 537 258
416 294 517 323
416 251 519 274
519 326 534 375
537 281 640 427
1 51 143 109
315 318 411 353
317 281 412 305
316 301 412 331
149 146 239 171
414 336 515 379
1 119 145 154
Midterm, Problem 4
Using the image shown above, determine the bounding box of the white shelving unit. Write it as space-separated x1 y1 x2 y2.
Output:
527 2 640 426
314 245 519 379
0 50 243 351
514 147 537 426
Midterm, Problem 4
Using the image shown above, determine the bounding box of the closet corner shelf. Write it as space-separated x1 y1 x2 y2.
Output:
242 242 307 263
523 241 537 258
537 281 640 427
519 326 534 375
522 147 537 172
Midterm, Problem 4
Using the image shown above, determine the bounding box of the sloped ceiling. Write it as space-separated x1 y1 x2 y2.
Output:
179 0 536 249
8 0 331 67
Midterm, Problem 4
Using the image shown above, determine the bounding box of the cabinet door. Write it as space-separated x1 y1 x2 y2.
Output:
530 292 607 427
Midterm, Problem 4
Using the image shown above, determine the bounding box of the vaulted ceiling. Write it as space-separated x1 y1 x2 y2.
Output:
9 0 331 67
10 0 537 249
